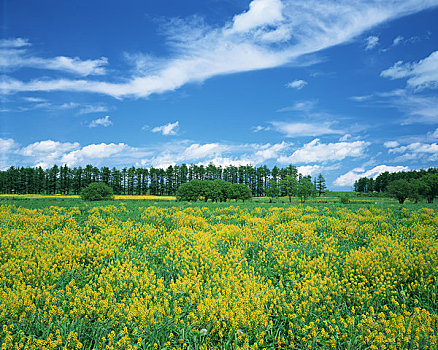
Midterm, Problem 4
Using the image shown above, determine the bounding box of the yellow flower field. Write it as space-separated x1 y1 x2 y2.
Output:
0 203 437 349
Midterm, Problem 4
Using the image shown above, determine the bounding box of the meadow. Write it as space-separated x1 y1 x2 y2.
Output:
0 196 437 349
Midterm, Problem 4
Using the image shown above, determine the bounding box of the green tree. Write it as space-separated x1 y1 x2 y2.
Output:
266 179 279 202
420 174 438 203
297 177 316 203
230 183 252 202
80 182 114 201
316 173 327 196
280 176 297 202
176 180 203 202
386 179 413 204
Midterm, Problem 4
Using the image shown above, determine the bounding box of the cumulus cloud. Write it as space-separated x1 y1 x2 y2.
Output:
2 1 438 98
287 79 307 90
88 115 113 128
334 165 409 187
18 140 80 168
228 0 284 34
151 121 179 136
278 138 369 163
365 35 379 50
60 143 130 167
297 165 322 176
381 51 438 90
20 140 79 157
255 141 290 162
271 121 344 137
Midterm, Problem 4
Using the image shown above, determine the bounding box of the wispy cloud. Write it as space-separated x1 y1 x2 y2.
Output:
88 116 113 128
151 121 179 135
365 35 379 50
287 79 307 90
0 38 108 76
0 38 30 48
350 89 438 124
277 99 317 112
2 0 437 98
78 105 109 115
271 121 344 137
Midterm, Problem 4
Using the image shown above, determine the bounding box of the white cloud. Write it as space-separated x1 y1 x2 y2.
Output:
277 100 317 112
365 35 379 50
271 121 343 137
228 0 284 33
297 165 322 176
151 121 179 135
78 105 109 115
252 125 267 132
278 138 369 163
287 79 307 90
88 115 113 128
19 140 80 168
0 42 108 76
392 35 404 46
255 141 290 161
432 128 438 138
182 143 228 159
353 89 438 124
384 141 400 148
349 95 373 102
61 143 130 167
339 134 351 141
0 137 19 152
2 1 438 98
387 142 438 161
381 51 438 90
334 165 409 187
0 38 30 48
20 140 79 157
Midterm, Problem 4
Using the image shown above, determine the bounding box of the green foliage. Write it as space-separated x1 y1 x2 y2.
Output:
176 180 252 202
316 173 327 196
280 176 298 202
297 177 316 203
339 193 351 204
80 182 114 201
230 183 252 202
387 179 412 204
266 179 280 202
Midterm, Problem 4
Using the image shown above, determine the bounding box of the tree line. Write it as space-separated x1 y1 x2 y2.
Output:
0 163 327 197
354 168 438 203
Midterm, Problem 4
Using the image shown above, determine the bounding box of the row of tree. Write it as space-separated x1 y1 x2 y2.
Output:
177 175 321 203
176 180 252 202
354 168 438 193
0 163 327 197
354 168 438 203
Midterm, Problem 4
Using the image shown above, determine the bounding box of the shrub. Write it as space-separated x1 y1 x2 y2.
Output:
339 193 350 204
80 182 114 201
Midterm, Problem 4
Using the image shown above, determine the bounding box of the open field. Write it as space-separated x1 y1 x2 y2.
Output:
1 197 437 349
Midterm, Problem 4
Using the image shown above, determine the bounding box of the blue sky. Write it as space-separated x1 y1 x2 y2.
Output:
1 0 438 189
